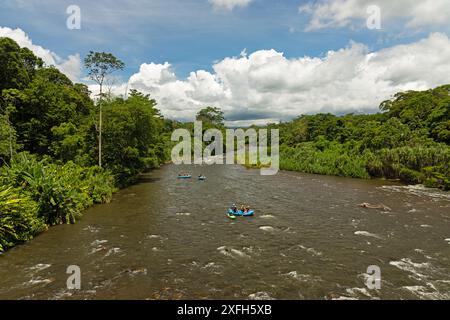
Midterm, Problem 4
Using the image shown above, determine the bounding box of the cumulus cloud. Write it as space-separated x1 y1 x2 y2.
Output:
98 32 450 126
5 26 449 126
209 0 253 11
0 26 82 82
299 0 450 31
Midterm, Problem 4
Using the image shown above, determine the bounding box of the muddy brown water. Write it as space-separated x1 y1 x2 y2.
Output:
1 164 449 300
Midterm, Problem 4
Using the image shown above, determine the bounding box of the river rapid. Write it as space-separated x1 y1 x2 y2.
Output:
1 164 449 300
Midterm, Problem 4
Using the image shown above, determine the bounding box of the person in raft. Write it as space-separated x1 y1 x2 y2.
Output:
231 204 238 213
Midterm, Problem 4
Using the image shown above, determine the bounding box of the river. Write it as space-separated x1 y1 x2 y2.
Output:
1 164 450 300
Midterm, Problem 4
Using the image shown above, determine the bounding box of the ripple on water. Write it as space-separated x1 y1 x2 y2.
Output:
24 277 53 287
401 284 450 300
389 258 431 281
28 264 51 272
343 287 376 300
379 185 450 200
91 240 108 246
259 226 275 232
202 262 224 274
104 248 122 257
283 271 322 283
354 231 383 240
83 225 100 233
260 215 275 219
248 292 275 300
217 246 251 259
298 245 323 257
176 212 192 216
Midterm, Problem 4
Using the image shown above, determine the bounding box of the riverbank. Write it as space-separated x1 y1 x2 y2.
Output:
0 154 170 253
0 154 117 252
244 145 450 190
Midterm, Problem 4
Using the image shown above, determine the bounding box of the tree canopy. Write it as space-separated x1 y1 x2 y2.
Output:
196 106 225 128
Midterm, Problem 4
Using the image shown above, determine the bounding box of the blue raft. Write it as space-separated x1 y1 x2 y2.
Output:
227 209 255 217
177 175 192 179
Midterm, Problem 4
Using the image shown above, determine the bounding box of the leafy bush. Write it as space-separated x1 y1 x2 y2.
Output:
0 185 46 252
1 153 116 226
399 167 424 184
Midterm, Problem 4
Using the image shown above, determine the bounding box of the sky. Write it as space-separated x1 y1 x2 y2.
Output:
1 0 450 125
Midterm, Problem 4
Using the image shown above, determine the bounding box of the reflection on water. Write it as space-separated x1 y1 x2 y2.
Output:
0 164 449 300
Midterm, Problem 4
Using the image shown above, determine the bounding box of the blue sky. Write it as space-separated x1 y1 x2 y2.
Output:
1 0 450 124
0 0 432 79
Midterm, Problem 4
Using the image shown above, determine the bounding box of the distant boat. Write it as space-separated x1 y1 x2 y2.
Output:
198 176 207 181
177 175 192 179
227 209 255 217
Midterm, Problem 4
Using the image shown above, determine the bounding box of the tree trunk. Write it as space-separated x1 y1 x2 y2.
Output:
99 85 103 168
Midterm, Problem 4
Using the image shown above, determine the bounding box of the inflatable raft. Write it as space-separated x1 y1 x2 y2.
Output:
227 209 255 217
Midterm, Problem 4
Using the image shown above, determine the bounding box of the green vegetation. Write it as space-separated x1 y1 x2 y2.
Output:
273 85 450 190
84 51 125 167
196 106 225 128
1 35 449 251
0 38 172 251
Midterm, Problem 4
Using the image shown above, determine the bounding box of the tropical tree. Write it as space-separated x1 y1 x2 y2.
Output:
196 106 225 128
84 51 125 167
101 90 168 186
0 37 43 92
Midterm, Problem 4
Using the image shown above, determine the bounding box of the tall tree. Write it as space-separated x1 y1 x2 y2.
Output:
196 106 225 127
0 37 43 92
84 51 124 167
8 68 94 156
0 90 19 160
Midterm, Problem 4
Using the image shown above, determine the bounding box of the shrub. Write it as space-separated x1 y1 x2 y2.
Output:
0 153 116 226
0 185 46 252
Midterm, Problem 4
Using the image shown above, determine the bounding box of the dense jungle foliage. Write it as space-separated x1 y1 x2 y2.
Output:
0 37 172 251
269 85 450 190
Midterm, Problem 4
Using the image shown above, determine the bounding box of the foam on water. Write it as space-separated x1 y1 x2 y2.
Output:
298 245 323 257
248 292 275 300
283 271 321 283
259 226 275 232
380 185 450 200
344 287 375 299
217 246 251 259
24 277 53 286
389 258 431 281
104 248 122 257
401 284 450 300
28 264 51 272
83 225 100 233
176 212 192 216
355 231 383 240
91 240 108 246
260 215 275 219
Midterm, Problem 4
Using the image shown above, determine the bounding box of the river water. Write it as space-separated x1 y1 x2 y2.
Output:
1 164 450 300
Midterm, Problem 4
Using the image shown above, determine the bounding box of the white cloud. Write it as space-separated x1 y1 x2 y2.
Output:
209 0 253 11
299 0 450 31
7 27 447 126
0 26 82 82
99 32 450 125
